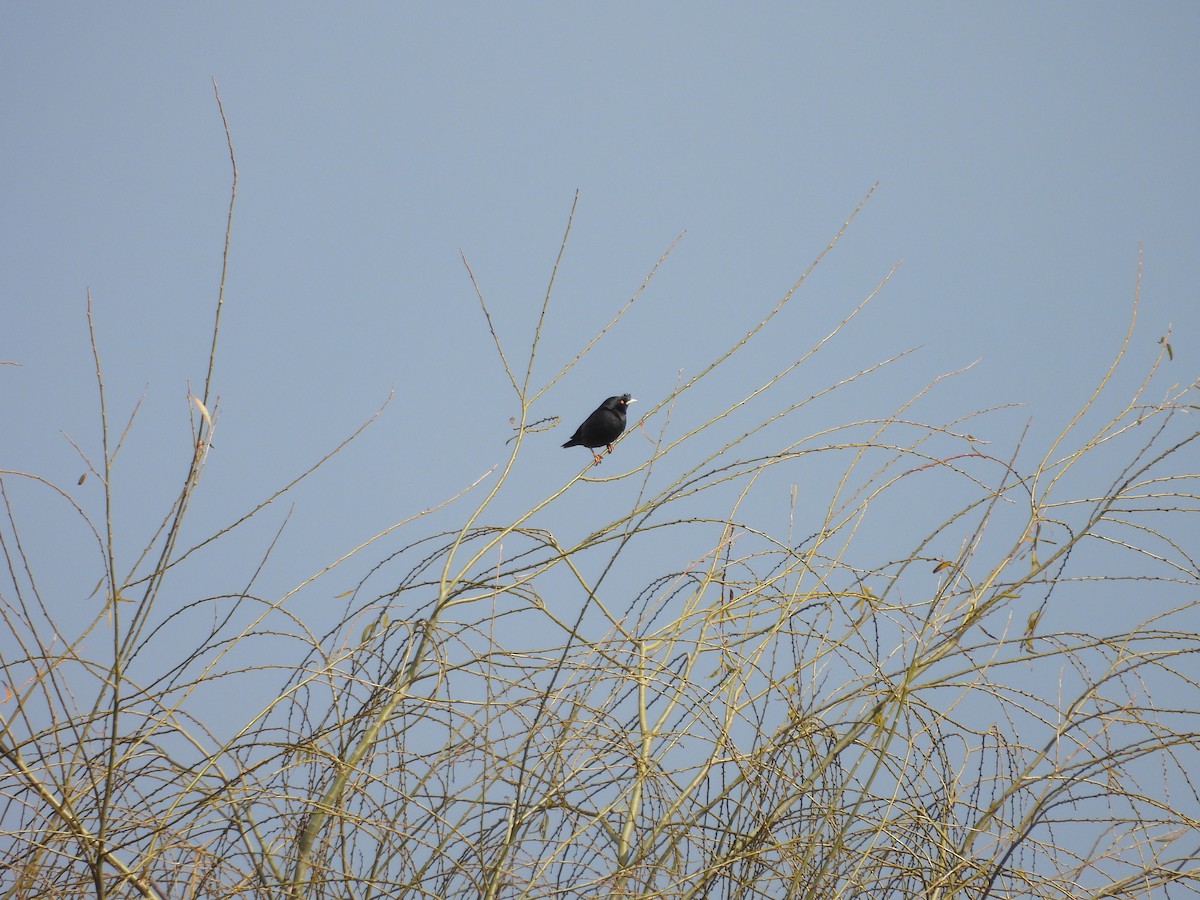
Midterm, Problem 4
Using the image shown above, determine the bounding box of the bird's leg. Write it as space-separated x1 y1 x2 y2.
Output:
591 451 604 464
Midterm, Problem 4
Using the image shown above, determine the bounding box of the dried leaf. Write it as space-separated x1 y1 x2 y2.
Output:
1021 609 1041 652
191 395 212 428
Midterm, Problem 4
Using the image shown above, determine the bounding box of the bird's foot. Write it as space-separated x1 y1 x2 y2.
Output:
591 451 604 465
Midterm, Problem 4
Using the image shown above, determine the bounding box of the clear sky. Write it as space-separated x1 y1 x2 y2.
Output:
2 5 1197 717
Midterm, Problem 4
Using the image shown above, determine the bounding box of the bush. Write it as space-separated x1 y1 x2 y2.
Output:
3 93 1198 900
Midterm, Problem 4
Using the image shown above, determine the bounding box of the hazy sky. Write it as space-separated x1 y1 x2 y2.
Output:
3 5 1197 684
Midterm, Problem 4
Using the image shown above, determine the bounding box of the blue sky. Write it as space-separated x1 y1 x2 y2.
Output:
2 5 1197 717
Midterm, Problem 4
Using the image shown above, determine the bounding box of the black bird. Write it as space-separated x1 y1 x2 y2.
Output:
562 394 635 464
